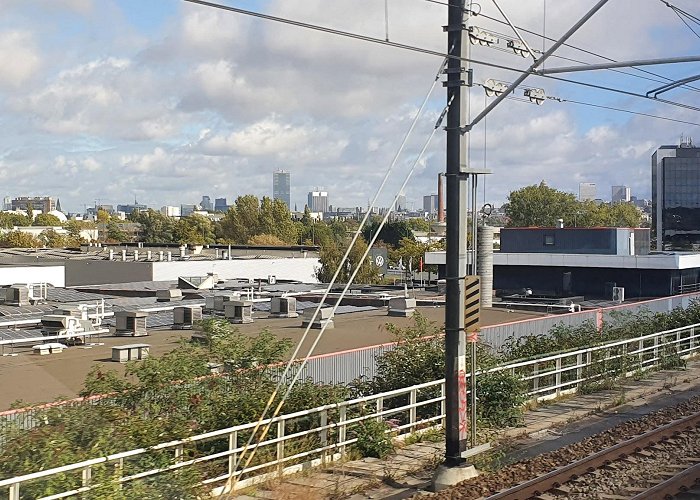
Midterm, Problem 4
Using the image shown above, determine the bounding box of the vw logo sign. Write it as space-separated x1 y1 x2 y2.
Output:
374 255 385 267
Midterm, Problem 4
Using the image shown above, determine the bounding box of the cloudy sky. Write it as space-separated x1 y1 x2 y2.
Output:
1 0 699 213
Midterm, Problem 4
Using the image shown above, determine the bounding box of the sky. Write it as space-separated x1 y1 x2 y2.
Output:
1 0 699 213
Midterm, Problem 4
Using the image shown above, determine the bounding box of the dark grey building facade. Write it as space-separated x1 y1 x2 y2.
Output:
500 227 650 255
273 170 291 209
652 139 700 250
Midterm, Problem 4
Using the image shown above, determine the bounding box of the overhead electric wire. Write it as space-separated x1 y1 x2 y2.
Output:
671 5 700 39
478 81 700 127
476 27 700 90
227 95 453 496
221 58 448 493
661 0 700 25
550 97 700 127
184 0 700 117
425 0 700 93
182 0 526 75
542 73 700 113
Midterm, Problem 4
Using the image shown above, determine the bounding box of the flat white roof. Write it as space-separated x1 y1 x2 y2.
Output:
424 251 700 270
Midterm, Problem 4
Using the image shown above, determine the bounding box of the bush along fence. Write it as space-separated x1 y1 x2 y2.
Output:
1 310 699 498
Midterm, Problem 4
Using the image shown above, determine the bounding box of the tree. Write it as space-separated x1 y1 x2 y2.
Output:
38 229 67 248
504 182 578 227
406 218 431 232
219 195 261 243
96 208 111 223
64 220 89 245
608 203 642 227
106 221 127 243
128 209 177 243
33 213 62 227
174 214 214 244
361 219 414 248
248 234 287 246
315 237 382 284
0 231 41 248
505 183 644 229
392 237 443 272
269 198 298 243
258 196 276 236
218 196 298 245
0 212 31 229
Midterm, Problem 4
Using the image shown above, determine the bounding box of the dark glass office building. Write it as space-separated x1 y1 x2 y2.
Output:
652 139 700 249
273 170 291 209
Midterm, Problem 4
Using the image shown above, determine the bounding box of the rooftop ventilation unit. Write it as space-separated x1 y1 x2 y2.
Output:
40 314 96 343
5 285 30 306
270 297 298 318
224 300 254 324
114 310 148 337
612 286 625 303
173 305 203 329
301 307 334 330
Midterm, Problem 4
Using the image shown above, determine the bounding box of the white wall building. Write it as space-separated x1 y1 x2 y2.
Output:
578 182 597 201
160 206 181 218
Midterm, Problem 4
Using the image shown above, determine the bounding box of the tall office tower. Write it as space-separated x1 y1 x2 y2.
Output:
273 170 291 208
652 137 700 250
423 194 438 214
307 191 329 213
214 198 228 212
578 182 597 201
200 195 213 211
611 185 631 203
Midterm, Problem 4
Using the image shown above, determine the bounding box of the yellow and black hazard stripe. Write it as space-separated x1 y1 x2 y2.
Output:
464 275 480 332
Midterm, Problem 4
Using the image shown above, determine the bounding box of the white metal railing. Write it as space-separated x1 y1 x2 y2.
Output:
2 324 700 498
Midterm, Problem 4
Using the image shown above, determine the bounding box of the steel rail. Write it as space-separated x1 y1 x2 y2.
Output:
630 462 700 500
485 410 700 500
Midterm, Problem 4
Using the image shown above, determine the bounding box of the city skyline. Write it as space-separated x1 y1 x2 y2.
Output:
1 2 697 214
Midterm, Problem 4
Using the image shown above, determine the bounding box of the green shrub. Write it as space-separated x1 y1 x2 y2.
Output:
477 370 527 427
354 419 394 459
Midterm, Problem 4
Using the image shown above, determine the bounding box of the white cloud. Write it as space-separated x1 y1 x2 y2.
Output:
0 0 698 212
0 31 41 88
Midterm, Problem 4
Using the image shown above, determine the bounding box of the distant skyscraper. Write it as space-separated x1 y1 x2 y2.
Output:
2 197 11 211
611 185 631 204
423 194 438 214
200 195 213 211
578 182 596 201
652 137 700 250
307 191 329 213
273 170 291 208
214 197 228 212
395 194 407 212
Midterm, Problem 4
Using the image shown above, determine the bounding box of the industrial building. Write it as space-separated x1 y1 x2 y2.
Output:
0 244 320 287
426 226 700 299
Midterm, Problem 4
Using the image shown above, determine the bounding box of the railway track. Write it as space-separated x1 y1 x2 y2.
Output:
484 410 700 500
430 397 700 500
